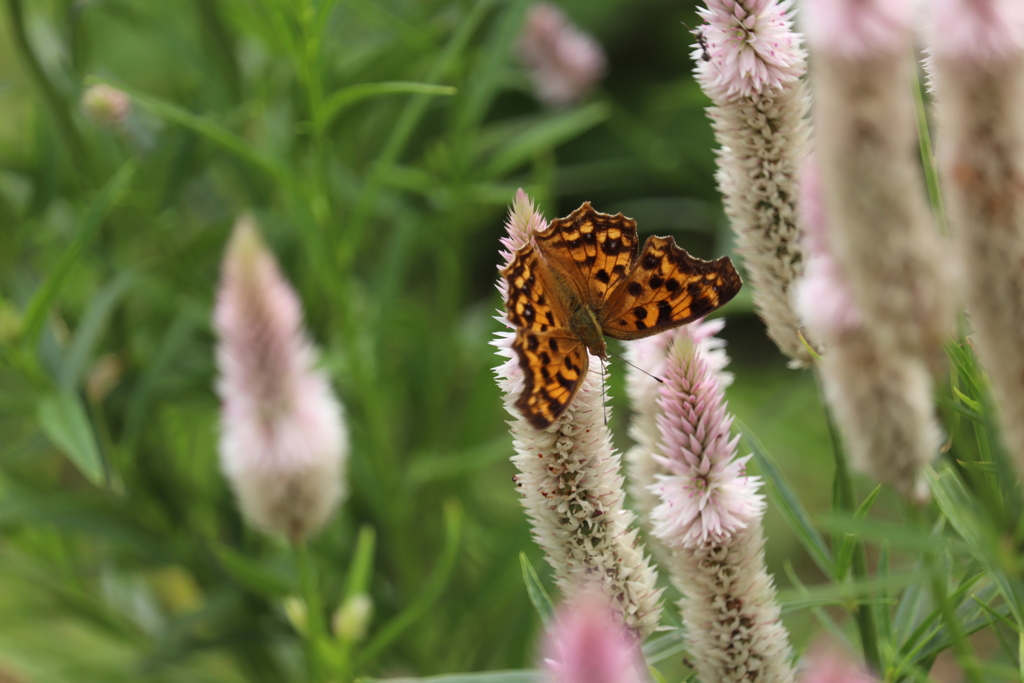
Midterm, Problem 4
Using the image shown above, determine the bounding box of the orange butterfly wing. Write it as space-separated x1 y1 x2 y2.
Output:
600 235 742 340
501 242 589 429
533 202 639 309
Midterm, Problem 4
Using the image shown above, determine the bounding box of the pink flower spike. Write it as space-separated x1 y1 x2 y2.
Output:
649 330 765 548
696 0 805 101
518 3 606 108
543 592 647 683
802 0 914 58
214 216 348 542
931 0 1024 64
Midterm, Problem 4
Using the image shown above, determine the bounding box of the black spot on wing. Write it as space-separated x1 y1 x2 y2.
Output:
656 300 673 325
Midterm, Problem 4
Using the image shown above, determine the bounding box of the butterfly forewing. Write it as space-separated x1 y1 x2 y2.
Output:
502 243 568 334
511 329 589 429
534 202 639 309
600 235 741 340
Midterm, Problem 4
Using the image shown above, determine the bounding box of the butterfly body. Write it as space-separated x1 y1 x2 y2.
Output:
502 202 741 429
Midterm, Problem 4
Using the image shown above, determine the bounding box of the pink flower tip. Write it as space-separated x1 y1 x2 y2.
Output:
695 0 806 101
499 189 547 269
82 84 131 127
543 591 647 683
518 3 606 108
648 327 764 547
802 0 914 57
214 216 348 541
930 0 1024 64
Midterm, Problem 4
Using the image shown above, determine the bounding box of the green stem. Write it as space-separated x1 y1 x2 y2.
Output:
5 0 90 178
295 539 326 683
815 370 883 674
913 66 946 235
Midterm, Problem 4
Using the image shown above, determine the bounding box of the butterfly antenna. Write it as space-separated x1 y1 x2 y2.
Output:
609 352 664 384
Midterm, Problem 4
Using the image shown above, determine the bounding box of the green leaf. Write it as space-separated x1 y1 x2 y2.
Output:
211 543 293 597
87 77 293 186
37 391 105 486
519 553 554 627
321 82 457 127
58 270 138 391
482 103 611 177
643 630 686 665
343 525 378 599
739 422 834 576
357 500 463 667
20 161 136 347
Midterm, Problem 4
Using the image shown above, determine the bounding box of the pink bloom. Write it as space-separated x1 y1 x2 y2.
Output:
82 84 131 127
214 216 348 541
542 592 647 683
794 159 862 342
518 3 606 107
930 0 1024 64
650 328 765 548
696 0 805 101
802 0 913 57
800 640 877 683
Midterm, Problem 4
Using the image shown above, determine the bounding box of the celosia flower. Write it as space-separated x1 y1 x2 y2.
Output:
625 320 731 529
81 84 131 127
494 190 663 637
542 590 648 683
928 0 1024 478
694 0 814 366
696 0 805 101
800 640 877 683
214 216 348 541
795 160 938 502
804 0 953 362
646 328 794 683
518 3 606 108
649 331 763 547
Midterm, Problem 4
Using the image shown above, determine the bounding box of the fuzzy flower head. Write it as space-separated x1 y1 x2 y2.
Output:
542 590 648 683
930 0 1024 65
518 2 606 108
214 216 348 541
650 329 764 548
696 0 805 101
802 0 913 58
81 84 131 127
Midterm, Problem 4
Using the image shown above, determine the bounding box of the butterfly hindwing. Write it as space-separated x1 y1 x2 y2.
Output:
534 202 639 309
600 235 741 340
511 329 589 429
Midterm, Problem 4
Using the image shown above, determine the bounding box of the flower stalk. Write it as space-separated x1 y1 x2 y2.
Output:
494 190 663 637
694 0 814 366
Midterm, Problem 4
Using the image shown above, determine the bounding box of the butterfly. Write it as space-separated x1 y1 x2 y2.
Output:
501 202 742 429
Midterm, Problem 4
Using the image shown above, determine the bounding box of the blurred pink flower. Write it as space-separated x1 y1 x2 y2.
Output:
696 0 805 101
214 216 348 541
794 159 862 341
81 84 131 127
800 640 877 683
518 3 606 107
930 0 1024 64
542 591 647 683
802 0 913 57
649 330 764 548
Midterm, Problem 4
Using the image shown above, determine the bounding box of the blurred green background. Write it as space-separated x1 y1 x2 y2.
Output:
0 0 837 680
